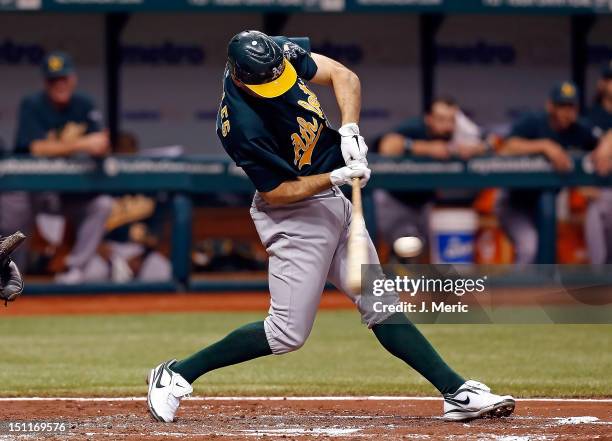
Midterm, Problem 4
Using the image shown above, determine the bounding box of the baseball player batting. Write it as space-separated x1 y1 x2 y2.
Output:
147 30 515 423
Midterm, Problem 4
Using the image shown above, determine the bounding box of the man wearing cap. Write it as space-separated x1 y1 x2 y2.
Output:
374 96 487 259
583 62 612 263
147 30 515 424
12 51 113 283
498 81 611 264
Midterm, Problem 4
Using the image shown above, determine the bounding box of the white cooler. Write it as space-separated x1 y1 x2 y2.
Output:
429 208 478 264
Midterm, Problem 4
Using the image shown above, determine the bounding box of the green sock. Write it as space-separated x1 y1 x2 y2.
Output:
372 312 464 395
171 321 272 384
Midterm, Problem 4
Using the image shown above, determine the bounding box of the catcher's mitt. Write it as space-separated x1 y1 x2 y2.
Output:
0 231 26 305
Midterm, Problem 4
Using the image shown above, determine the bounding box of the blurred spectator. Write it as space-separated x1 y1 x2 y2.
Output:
0 139 30 268
374 97 486 257
589 61 612 133
0 193 31 270
584 63 612 264
12 51 113 283
96 133 172 282
498 81 612 264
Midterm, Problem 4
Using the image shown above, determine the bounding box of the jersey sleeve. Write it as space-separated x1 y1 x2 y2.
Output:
272 36 318 81
371 118 426 153
83 96 103 133
228 136 297 192
14 97 48 154
392 117 428 140
588 105 612 132
508 114 539 139
576 117 601 151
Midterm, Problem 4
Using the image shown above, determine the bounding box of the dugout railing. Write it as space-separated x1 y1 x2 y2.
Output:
1 153 611 294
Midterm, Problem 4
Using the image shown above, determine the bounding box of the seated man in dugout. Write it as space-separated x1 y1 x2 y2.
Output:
373 97 487 260
13 51 113 283
497 81 612 264
583 62 612 264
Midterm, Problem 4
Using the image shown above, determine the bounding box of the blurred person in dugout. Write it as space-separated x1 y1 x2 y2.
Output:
373 97 487 259
93 132 172 283
583 62 612 263
497 81 612 264
8 51 113 283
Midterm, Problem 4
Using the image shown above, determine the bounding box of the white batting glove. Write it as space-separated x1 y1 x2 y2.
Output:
338 123 368 165
330 162 371 188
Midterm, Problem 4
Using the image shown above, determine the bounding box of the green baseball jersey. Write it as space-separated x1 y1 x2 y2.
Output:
374 116 440 207
216 36 344 192
588 104 612 132
508 111 599 151
507 110 601 207
14 91 102 154
392 116 451 143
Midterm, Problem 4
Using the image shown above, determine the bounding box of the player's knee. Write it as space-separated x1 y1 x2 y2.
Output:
515 230 538 264
90 195 114 216
267 331 307 354
357 291 401 328
276 335 306 354
264 315 310 355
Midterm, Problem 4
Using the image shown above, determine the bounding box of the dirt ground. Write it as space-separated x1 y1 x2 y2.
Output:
0 397 610 440
1 291 351 316
3 286 597 317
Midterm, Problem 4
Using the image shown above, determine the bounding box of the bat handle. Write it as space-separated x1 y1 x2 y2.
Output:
351 178 362 211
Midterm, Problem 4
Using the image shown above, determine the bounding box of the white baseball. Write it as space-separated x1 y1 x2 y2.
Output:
393 236 423 258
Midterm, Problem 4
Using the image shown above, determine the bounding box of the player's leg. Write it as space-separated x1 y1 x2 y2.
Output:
0 192 31 270
244 190 347 354
149 192 344 421
57 194 113 283
374 190 429 247
497 196 538 264
169 232 332 384
328 193 514 420
327 218 464 396
584 189 612 264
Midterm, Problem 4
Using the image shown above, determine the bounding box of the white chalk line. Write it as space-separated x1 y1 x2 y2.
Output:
0 396 611 403
1 411 608 440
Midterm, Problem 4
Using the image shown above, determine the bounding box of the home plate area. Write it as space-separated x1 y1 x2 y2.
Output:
0 397 610 440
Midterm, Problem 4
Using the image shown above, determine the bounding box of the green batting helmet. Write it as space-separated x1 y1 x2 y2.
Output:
227 30 297 99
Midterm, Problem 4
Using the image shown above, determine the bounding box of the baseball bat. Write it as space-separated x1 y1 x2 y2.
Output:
347 178 368 294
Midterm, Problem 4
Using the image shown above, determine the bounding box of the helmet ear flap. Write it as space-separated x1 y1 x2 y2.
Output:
226 60 237 80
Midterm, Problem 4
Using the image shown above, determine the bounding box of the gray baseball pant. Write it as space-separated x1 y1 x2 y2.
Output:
374 190 431 246
585 188 612 264
496 193 538 265
0 192 113 271
250 186 398 355
0 192 31 269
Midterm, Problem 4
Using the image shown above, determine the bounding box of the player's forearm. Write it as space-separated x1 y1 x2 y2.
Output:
410 140 449 158
332 68 361 126
596 130 612 155
411 141 433 156
310 53 361 125
378 134 406 157
259 174 332 206
499 138 549 156
30 139 79 157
